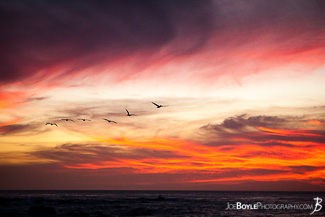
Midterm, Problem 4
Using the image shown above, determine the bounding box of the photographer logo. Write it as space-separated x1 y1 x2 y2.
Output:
310 197 322 215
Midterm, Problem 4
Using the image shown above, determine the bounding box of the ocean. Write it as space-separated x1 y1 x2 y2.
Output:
0 190 324 216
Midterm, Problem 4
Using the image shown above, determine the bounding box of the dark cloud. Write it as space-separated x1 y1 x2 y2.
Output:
33 143 189 166
237 151 306 160
217 0 325 28
0 0 214 83
214 0 325 51
0 163 137 190
26 96 50 101
288 165 325 173
2 163 323 190
252 131 325 144
252 141 296 148
201 114 289 134
204 114 287 131
210 168 286 178
201 114 325 147
1 0 325 84
0 123 46 136
0 124 28 135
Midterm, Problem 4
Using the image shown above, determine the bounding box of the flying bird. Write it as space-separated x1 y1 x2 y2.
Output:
126 109 136 116
103 118 117 124
152 102 169 108
46 123 58 127
78 119 91 121
61 119 74 122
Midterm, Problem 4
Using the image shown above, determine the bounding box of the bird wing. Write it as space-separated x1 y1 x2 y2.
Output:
126 109 130 115
46 123 51 125
54 123 58 127
152 102 159 107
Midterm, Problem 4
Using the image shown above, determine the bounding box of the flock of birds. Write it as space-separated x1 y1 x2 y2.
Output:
45 102 168 127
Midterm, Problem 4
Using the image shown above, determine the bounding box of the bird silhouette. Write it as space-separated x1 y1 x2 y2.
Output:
103 118 117 124
126 109 136 116
78 119 91 121
152 102 169 108
61 118 74 122
46 123 58 127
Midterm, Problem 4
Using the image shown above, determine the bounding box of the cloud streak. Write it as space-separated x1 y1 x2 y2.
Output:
1 0 324 86
0 0 215 84
0 123 48 136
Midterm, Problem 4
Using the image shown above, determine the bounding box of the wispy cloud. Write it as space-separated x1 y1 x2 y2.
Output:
0 0 215 84
33 143 189 168
1 0 324 87
0 123 48 136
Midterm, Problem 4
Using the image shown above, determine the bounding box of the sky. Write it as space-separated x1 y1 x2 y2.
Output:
0 0 324 191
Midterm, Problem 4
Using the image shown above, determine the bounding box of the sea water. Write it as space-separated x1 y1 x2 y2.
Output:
0 190 324 216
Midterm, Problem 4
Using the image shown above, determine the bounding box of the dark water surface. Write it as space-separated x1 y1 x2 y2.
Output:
0 190 324 216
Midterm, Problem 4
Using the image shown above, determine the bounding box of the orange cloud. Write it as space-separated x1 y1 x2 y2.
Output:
304 120 325 126
57 130 324 185
61 116 324 184
1 114 324 190
0 90 28 109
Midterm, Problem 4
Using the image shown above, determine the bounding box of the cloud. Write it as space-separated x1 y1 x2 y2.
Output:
1 162 323 190
236 150 307 160
194 168 287 180
32 143 189 168
203 114 287 131
0 123 46 136
0 128 324 190
1 0 324 86
201 114 325 147
26 96 51 101
288 165 325 174
0 0 215 84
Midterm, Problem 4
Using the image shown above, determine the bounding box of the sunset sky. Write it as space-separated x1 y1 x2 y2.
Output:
0 0 324 191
